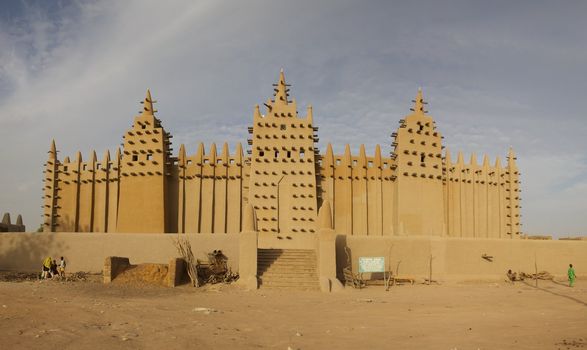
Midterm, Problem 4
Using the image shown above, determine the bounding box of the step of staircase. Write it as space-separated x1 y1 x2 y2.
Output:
257 249 320 291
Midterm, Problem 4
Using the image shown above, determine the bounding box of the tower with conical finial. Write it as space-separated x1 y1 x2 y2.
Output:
506 147 521 236
392 89 445 235
248 69 319 235
42 140 59 232
117 89 173 233
42 71 521 240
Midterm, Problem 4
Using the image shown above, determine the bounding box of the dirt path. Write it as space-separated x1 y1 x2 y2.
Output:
0 277 586 349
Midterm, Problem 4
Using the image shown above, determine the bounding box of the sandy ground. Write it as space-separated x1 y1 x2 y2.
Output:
0 275 586 350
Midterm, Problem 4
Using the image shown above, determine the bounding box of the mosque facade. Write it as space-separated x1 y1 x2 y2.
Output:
42 71 521 238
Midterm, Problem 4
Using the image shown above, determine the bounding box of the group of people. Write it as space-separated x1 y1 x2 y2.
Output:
41 256 66 279
506 264 576 287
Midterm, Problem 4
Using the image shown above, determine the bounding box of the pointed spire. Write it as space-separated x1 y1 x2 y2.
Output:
411 88 426 114
209 143 217 164
76 151 82 163
482 154 490 168
325 143 334 163
16 214 23 226
49 140 57 159
2 213 10 225
318 200 333 230
64 156 71 164
445 148 452 166
141 89 156 116
115 147 121 164
457 151 464 165
307 105 313 124
195 143 204 163
470 153 477 166
253 104 261 119
343 144 352 166
221 142 229 164
178 144 186 166
102 149 110 165
235 142 243 163
374 144 382 167
324 143 334 176
507 147 518 170
495 156 502 169
273 69 289 105
91 150 97 164
359 144 367 167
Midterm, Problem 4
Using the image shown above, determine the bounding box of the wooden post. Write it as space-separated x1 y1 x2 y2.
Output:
386 245 394 291
534 253 538 288
428 255 434 285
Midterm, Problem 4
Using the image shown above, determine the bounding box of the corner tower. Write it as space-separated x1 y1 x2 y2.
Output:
42 140 59 232
248 70 319 234
393 89 445 235
116 90 173 232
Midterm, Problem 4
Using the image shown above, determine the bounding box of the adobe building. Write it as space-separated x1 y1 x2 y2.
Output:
0 213 25 232
42 70 521 238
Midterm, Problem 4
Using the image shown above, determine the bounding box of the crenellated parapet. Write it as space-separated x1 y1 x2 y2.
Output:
444 147 521 238
177 142 246 234
43 143 122 232
43 70 523 238
318 143 397 236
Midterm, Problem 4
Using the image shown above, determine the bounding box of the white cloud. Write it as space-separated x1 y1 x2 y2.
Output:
0 0 586 236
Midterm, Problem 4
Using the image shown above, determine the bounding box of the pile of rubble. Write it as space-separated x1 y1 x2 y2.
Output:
198 250 239 284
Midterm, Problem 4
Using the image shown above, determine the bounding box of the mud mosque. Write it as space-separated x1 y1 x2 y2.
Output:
42 70 521 238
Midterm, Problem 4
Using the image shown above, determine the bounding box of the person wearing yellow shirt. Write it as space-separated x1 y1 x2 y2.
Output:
42 256 52 279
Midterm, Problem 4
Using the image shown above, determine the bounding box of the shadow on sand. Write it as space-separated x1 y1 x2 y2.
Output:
522 280 587 308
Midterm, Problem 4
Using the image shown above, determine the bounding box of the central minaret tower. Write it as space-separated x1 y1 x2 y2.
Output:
393 90 445 235
116 90 173 233
248 70 319 235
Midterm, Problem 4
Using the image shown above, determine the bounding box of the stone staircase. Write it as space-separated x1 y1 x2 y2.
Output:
257 249 320 290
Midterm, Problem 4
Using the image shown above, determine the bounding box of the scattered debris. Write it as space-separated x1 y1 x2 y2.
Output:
68 271 92 282
556 338 585 348
0 272 39 282
356 298 373 303
198 250 239 284
0 271 95 283
481 254 493 262
519 271 554 281
193 307 219 315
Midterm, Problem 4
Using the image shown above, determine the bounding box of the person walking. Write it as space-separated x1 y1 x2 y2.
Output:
568 264 576 287
41 256 52 279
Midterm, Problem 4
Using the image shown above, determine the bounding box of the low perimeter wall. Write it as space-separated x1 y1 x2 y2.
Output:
0 232 240 274
1 233 585 282
337 236 587 281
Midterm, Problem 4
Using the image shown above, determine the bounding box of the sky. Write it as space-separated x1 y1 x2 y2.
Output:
0 0 585 236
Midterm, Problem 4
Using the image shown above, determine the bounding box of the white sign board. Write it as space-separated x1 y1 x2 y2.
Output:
358 257 385 273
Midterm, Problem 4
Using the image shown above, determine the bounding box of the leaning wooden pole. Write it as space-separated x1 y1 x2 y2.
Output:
534 253 538 288
428 255 434 285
